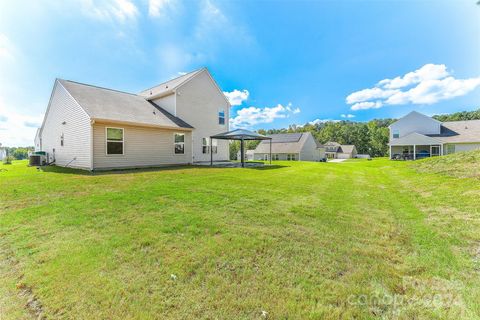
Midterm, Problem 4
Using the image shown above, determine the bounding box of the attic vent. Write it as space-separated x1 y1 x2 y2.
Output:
150 90 152 95
165 85 168 89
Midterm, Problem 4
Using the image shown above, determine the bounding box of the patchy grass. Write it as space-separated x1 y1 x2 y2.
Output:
412 149 480 179
1 159 480 319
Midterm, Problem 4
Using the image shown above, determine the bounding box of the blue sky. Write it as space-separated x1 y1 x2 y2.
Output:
0 0 479 146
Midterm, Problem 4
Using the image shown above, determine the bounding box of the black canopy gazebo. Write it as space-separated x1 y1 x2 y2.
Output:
210 129 272 167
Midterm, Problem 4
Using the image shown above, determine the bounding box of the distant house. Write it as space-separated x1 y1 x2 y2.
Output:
35 68 231 170
324 142 358 159
237 149 254 161
0 144 6 161
253 132 325 161
389 111 480 160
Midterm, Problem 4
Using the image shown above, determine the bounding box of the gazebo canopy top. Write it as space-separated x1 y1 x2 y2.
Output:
210 129 272 141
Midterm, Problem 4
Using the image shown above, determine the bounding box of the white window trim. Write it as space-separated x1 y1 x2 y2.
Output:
202 138 210 154
392 129 400 139
218 108 225 126
105 127 124 156
174 133 185 155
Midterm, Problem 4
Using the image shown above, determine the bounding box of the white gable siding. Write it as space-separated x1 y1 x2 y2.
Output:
92 122 192 170
151 93 176 116
299 134 324 161
390 112 441 139
40 81 92 169
175 70 230 162
34 129 41 151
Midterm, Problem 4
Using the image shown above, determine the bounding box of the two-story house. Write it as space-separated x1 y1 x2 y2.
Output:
324 142 358 159
389 111 480 160
35 68 230 170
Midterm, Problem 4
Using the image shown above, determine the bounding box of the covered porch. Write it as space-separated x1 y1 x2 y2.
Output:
390 144 442 160
389 132 443 160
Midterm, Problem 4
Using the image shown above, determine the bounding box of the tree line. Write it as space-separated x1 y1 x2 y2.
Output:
230 108 480 159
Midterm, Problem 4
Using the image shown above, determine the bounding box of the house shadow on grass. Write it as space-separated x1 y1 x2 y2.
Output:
38 162 288 176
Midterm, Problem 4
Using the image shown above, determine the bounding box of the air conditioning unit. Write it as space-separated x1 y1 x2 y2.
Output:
29 151 48 166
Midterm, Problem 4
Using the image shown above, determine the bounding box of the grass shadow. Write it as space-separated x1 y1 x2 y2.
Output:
247 164 288 170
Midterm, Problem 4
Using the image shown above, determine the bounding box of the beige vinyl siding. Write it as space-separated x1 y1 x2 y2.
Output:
151 93 176 116
92 122 192 169
449 143 480 154
40 81 92 169
175 70 230 162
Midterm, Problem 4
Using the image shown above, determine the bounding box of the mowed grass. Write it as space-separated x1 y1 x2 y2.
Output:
1 159 480 319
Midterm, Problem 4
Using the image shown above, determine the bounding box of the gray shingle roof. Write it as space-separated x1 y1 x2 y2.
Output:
254 132 321 154
427 120 480 143
138 68 204 99
339 145 356 154
59 79 192 129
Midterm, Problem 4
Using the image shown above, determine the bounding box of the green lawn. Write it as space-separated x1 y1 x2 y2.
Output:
1 158 480 319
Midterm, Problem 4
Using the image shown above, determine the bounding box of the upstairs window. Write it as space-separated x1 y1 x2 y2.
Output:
106 128 124 155
218 109 225 125
393 130 399 139
174 133 185 154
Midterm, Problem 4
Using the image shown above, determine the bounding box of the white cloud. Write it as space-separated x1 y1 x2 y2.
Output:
230 103 300 128
224 89 249 106
346 87 398 104
148 0 175 18
340 113 355 118
346 64 480 110
351 101 383 111
377 64 449 89
385 77 480 105
0 99 44 147
0 34 15 61
80 0 139 23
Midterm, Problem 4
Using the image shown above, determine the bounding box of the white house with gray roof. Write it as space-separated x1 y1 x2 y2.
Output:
324 142 358 159
253 132 325 161
36 68 230 170
389 111 480 160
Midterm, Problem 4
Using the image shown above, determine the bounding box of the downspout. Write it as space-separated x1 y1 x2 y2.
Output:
90 119 95 171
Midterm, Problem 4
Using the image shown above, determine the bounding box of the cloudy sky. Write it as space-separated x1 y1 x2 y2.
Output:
0 0 479 146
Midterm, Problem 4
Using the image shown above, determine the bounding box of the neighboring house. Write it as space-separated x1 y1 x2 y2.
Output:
237 149 254 161
0 144 6 160
36 68 230 170
253 132 325 161
324 142 358 159
389 111 480 159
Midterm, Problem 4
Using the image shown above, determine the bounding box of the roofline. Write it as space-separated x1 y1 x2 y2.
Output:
388 110 442 128
140 68 205 95
388 132 443 145
39 79 92 137
175 67 232 108
92 118 193 131
59 79 137 96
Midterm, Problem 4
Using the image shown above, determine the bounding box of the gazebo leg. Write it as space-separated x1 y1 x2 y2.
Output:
269 139 272 165
240 138 245 168
210 137 213 166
